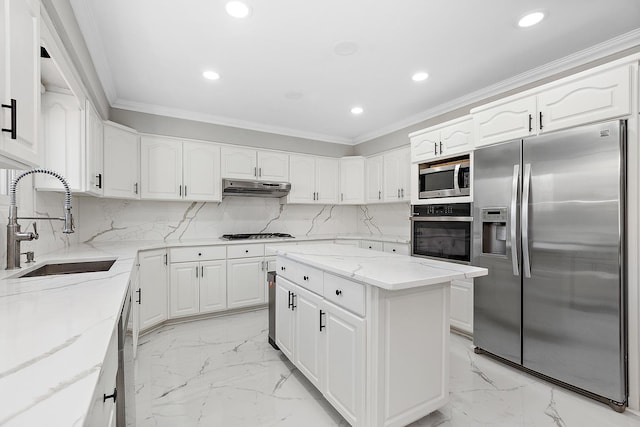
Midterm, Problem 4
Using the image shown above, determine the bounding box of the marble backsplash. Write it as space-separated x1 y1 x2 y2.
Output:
357 202 411 238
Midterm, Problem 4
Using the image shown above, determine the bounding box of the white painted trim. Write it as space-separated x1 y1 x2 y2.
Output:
353 28 640 144
68 0 118 104
111 98 354 146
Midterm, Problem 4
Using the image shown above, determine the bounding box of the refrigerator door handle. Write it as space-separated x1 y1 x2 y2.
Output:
522 163 532 278
510 164 520 276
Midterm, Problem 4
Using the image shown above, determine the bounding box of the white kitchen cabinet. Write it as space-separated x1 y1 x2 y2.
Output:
472 64 632 148
169 247 227 318
288 154 339 204
382 242 409 255
169 261 199 318
323 300 366 426
103 122 139 199
227 257 266 309
37 91 83 191
339 156 365 204
183 141 221 201
382 147 410 202
365 154 384 203
360 240 383 251
410 116 473 163
85 328 118 427
138 249 168 331
450 278 473 335
294 285 325 390
275 277 296 360
0 0 40 168
141 136 221 202
140 135 182 200
221 146 288 181
85 100 104 196
130 258 140 359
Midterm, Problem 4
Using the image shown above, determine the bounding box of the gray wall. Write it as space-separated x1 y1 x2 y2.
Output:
110 108 354 157
353 45 640 156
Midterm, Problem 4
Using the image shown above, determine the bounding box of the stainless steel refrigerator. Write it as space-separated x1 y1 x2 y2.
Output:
473 119 627 410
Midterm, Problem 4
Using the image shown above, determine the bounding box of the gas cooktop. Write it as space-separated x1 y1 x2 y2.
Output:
220 233 295 241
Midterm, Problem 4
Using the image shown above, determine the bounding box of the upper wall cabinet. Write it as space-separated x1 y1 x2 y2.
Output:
382 147 410 203
365 154 384 203
37 91 84 191
140 135 221 202
221 146 289 182
339 157 365 204
0 0 40 168
103 122 140 199
472 63 632 148
410 116 473 163
85 100 104 196
288 154 339 204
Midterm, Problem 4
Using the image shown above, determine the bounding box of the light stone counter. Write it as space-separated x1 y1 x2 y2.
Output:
274 243 487 290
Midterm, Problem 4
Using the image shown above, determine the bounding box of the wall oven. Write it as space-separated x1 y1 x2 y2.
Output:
419 156 470 199
411 203 472 263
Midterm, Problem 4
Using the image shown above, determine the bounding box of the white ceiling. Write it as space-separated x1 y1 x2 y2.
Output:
69 0 640 145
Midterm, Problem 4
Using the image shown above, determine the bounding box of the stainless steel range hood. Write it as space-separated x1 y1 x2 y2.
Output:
222 179 291 198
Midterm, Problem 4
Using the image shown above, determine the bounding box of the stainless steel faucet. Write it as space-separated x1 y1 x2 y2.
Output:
6 169 74 269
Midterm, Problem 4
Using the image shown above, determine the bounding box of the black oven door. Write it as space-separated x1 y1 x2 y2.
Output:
411 218 472 263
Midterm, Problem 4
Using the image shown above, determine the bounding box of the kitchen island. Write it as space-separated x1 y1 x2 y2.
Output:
273 243 487 427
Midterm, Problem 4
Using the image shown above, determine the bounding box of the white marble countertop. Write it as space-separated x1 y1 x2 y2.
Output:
0 234 409 426
274 243 487 290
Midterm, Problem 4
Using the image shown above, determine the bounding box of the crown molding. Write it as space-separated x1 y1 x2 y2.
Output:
352 28 640 145
111 99 354 146
69 0 118 104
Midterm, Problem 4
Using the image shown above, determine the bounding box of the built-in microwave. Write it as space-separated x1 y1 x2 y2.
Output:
419 156 470 199
411 203 472 263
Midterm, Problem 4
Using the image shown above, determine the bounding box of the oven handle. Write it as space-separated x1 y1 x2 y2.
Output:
410 216 473 222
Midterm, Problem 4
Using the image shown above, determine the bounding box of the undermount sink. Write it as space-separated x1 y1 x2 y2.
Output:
17 259 116 278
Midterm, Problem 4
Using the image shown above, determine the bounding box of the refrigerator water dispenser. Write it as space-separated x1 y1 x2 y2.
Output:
481 208 507 256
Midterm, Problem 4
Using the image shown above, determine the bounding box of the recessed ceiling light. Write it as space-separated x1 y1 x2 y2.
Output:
412 72 429 82
351 106 363 115
334 41 359 56
226 1 251 18
518 11 545 28
203 71 220 80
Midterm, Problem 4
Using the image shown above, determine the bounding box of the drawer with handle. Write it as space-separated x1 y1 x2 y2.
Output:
227 244 265 259
170 246 226 263
277 258 323 296
324 272 365 317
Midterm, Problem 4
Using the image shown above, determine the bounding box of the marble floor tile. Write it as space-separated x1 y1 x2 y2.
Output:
134 309 640 427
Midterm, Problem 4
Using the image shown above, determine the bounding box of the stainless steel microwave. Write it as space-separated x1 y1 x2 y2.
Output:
419 157 470 199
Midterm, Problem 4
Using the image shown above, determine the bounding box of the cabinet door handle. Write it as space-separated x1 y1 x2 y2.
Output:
335 289 342 296
287 291 293 309
439 141 443 154
401 188 404 198
134 182 139 194
245 249 249 253
392 248 396 252
259 167 262 177
434 142 437 155
96 173 102 189
254 167 257 177
280 266 286 271
341 193 344 202
528 114 533 132
196 266 199 278
179 185 182 196
164 254 168 265
185 186 187 197
539 111 543 130
136 288 141 304
319 310 326 331
303 275 309 281
378 190 381 200
291 293 297 310
1 99 17 139
397 188 400 198
103 388 117 403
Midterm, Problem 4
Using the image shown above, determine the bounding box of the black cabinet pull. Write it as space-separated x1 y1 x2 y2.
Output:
439 141 443 154
303 275 309 281
164 254 168 265
291 293 297 310
198 252 202 256
136 288 141 304
319 310 326 331
528 114 533 132
1 99 17 139
96 173 102 189
539 111 543 130
179 185 182 196
434 142 437 156
103 388 117 403
335 289 342 296
392 249 396 252
287 291 292 309
280 266 286 271
245 249 249 253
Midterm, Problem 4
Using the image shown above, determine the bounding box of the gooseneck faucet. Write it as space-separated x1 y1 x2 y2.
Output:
6 168 74 269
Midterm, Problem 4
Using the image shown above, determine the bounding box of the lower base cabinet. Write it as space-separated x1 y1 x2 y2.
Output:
450 278 473 335
85 328 118 426
227 257 267 309
169 260 227 318
138 249 168 331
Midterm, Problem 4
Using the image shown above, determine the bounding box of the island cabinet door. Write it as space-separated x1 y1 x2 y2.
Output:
226 258 265 309
138 249 168 331
323 301 366 427
275 277 296 360
294 285 325 390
